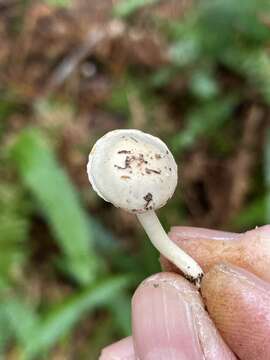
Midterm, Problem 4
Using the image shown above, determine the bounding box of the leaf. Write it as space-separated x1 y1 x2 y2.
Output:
22 275 133 359
109 292 131 336
0 303 13 354
10 128 99 285
0 214 28 286
3 299 39 346
114 0 159 18
0 184 29 288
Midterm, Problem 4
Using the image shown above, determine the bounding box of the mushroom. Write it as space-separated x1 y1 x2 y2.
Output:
87 129 203 287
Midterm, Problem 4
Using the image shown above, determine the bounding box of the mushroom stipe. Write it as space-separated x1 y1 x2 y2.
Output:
87 129 204 288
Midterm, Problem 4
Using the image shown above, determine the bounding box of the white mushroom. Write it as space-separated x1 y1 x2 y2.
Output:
87 129 203 287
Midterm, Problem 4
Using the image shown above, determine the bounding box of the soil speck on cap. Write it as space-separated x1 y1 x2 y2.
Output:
118 150 131 154
138 154 148 165
144 192 153 209
145 168 161 175
114 155 132 170
155 154 161 159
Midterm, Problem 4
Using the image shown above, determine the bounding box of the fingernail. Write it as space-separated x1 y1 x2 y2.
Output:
99 337 135 360
169 226 240 242
132 274 203 360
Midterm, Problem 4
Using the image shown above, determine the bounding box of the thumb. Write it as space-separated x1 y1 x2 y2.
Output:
132 272 236 360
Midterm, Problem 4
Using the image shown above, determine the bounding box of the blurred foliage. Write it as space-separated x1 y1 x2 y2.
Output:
21 275 132 359
0 0 269 357
114 0 160 18
11 128 99 285
45 0 71 7
0 183 30 289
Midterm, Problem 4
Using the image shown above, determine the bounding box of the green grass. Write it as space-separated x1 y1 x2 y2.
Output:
11 128 100 285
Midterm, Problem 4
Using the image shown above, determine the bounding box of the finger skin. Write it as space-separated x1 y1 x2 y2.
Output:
161 225 270 282
99 337 135 360
201 263 270 360
132 272 236 360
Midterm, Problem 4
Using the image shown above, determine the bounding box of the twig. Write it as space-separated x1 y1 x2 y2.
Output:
229 105 264 215
45 20 126 93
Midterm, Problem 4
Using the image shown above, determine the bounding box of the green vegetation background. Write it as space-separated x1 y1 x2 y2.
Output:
0 0 270 358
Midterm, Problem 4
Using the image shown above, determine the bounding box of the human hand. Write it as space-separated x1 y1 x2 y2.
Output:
100 225 270 360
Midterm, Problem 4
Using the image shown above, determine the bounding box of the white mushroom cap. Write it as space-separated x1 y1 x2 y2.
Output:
87 129 177 213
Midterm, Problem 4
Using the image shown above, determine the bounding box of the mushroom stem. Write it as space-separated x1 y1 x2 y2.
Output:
137 210 204 288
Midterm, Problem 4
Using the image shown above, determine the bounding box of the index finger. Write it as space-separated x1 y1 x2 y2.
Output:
161 225 270 282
